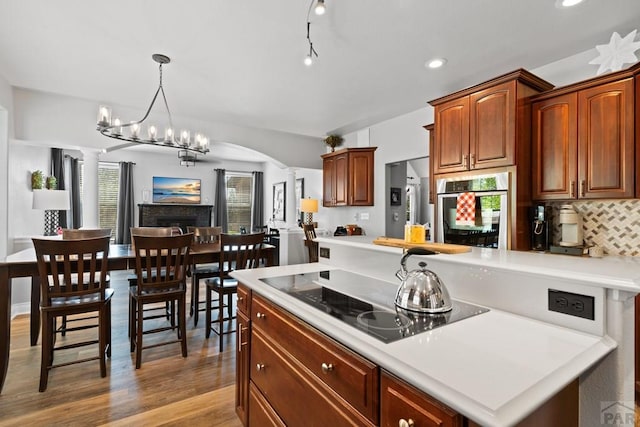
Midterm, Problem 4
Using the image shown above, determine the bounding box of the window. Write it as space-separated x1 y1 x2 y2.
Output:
225 172 253 233
79 162 120 237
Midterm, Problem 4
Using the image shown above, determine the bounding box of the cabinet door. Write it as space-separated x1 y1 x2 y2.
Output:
323 156 336 206
380 371 463 427
249 383 286 427
532 93 578 200
578 78 634 199
333 152 349 206
349 150 374 205
470 81 516 170
434 97 469 174
423 124 435 205
236 311 251 426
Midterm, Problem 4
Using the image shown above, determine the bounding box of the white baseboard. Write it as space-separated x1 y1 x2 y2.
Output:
11 302 30 319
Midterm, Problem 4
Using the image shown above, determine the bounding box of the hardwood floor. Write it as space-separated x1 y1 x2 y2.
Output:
0 271 243 427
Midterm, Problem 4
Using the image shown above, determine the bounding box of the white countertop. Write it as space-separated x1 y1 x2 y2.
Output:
232 262 615 427
315 236 640 292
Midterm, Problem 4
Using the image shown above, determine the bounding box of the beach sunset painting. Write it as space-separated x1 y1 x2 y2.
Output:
152 177 201 204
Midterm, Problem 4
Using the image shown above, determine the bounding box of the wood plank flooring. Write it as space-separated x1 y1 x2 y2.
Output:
0 271 243 427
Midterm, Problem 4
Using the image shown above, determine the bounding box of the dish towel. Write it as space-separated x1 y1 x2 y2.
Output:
456 192 476 226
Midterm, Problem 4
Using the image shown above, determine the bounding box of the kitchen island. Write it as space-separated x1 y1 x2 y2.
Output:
231 236 638 426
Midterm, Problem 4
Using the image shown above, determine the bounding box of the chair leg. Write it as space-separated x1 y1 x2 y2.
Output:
39 313 51 392
193 276 200 327
205 285 212 339
136 299 144 369
129 294 136 353
219 291 224 352
99 306 107 378
106 300 112 358
179 294 187 358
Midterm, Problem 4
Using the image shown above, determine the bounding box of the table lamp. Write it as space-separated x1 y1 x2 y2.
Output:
300 198 319 225
32 189 70 236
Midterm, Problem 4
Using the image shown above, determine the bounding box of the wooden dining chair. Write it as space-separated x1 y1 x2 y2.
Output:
205 232 265 351
128 227 175 335
187 226 222 327
58 228 113 336
303 223 319 263
32 236 113 392
129 233 193 369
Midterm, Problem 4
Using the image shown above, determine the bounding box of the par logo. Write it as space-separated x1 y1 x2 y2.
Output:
600 401 637 425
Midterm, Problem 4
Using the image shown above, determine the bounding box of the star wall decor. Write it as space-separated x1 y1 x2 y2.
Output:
589 29 640 75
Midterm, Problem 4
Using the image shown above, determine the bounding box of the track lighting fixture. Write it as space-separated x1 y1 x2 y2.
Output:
304 0 324 66
314 0 326 15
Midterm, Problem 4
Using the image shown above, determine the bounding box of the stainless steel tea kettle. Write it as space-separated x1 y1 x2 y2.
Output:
394 247 452 313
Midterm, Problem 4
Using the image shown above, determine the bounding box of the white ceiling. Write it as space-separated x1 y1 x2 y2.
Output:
1 0 639 144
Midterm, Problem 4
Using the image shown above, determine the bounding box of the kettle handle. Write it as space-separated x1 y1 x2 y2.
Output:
397 247 439 281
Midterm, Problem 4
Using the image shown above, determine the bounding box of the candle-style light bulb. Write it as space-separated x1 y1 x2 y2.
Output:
97 105 111 128
304 54 313 66
148 125 157 141
130 123 140 139
164 127 174 145
180 130 190 146
112 118 122 136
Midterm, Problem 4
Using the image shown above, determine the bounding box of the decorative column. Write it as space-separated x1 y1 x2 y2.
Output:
81 149 100 228
285 168 297 229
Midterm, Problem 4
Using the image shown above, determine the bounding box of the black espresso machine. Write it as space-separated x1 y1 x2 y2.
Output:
530 204 550 252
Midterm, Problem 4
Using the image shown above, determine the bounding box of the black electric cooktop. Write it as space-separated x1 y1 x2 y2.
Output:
260 270 488 343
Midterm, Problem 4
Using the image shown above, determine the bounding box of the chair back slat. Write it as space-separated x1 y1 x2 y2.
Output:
32 236 111 305
219 233 265 275
132 234 193 294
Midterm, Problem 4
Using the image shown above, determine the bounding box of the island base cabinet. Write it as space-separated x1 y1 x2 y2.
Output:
381 371 463 427
249 382 285 427
251 328 376 427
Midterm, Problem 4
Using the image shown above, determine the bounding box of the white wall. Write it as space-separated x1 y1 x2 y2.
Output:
0 73 12 261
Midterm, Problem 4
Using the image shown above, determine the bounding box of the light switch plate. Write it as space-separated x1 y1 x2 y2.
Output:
360 212 369 220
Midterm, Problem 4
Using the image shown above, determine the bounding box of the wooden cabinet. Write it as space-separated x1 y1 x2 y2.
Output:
423 123 435 205
250 294 379 425
322 147 377 207
532 77 635 200
381 371 463 427
235 284 252 426
429 70 553 175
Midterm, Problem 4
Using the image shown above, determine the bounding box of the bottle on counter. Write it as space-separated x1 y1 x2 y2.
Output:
404 224 426 244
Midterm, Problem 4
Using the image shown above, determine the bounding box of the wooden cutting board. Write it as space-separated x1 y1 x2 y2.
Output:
372 237 471 254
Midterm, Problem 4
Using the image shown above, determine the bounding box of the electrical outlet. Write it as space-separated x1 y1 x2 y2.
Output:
360 212 370 220
319 247 330 259
548 289 594 320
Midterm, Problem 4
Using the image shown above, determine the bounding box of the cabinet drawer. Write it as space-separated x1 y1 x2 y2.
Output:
381 371 463 427
237 283 251 315
252 294 379 423
249 382 285 427
251 328 375 427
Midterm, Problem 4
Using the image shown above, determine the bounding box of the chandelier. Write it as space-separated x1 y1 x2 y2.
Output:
96 54 209 155
178 150 197 167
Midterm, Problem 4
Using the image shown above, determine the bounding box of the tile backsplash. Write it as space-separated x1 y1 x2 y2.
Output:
549 200 640 257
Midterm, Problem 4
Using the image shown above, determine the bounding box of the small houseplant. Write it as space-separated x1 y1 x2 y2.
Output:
46 176 57 190
324 135 343 152
31 170 44 190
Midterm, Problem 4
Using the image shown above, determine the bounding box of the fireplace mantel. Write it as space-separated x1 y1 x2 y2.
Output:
138 204 213 232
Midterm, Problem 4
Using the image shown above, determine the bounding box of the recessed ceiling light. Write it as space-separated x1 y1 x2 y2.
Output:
556 0 585 8
426 58 447 69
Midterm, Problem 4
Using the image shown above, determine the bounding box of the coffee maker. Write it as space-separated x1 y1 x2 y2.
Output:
530 204 549 252
558 204 583 247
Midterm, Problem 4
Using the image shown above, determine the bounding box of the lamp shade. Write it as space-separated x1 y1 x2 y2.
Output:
32 189 70 210
300 198 318 213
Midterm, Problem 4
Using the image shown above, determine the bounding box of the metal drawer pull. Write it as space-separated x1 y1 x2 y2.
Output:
580 180 586 197
398 418 415 427
321 363 334 373
256 363 265 371
238 324 242 353
256 312 266 319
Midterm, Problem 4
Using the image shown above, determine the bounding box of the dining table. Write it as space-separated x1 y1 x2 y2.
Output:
0 241 275 393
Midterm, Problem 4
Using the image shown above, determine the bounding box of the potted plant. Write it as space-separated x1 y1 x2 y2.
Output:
31 170 44 190
46 176 57 190
324 135 343 152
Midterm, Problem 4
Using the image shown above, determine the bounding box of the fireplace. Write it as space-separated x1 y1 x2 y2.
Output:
138 204 213 233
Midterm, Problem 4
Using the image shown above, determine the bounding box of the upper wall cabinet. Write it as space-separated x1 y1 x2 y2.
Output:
429 69 554 174
532 74 635 200
322 147 377 207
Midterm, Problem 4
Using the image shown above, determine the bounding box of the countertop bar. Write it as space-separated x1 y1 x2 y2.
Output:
232 262 616 427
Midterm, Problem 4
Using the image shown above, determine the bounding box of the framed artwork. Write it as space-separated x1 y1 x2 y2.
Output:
273 181 286 221
390 187 402 206
296 178 304 224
